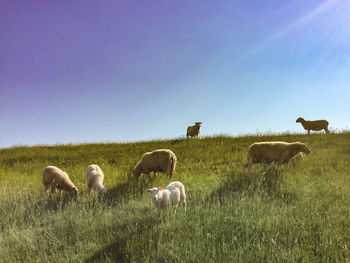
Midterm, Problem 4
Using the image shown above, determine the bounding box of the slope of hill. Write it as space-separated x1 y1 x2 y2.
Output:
0 132 350 262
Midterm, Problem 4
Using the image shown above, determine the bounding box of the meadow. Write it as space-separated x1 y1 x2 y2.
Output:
0 132 350 262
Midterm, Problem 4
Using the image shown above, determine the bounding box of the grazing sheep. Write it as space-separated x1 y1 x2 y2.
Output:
245 141 311 168
42 166 78 197
296 117 329 135
146 181 187 217
186 122 202 138
86 164 108 196
133 149 177 179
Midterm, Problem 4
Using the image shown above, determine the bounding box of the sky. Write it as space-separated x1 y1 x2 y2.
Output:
1 0 350 147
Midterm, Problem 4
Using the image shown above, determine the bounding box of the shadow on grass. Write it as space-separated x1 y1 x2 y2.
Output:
101 175 157 205
83 214 159 263
38 194 77 212
209 165 298 206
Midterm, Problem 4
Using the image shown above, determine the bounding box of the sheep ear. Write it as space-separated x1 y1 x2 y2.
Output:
146 189 151 192
158 188 163 191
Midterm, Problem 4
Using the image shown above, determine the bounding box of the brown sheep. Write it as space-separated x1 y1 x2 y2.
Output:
186 122 202 138
245 141 311 168
133 149 177 179
296 117 329 135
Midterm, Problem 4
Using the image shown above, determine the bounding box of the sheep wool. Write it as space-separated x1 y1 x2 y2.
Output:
296 117 329 135
86 164 108 196
146 181 186 217
186 122 202 138
134 149 177 179
246 141 311 168
42 166 78 197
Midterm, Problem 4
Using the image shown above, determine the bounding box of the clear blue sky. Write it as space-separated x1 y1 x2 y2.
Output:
1 0 349 147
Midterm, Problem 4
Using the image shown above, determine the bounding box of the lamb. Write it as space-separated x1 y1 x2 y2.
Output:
133 149 177 179
42 166 78 197
86 164 108 196
296 117 329 135
245 141 311 168
146 181 187 217
186 122 202 138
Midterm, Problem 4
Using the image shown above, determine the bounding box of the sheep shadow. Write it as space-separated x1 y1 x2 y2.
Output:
83 215 159 263
39 194 77 212
209 166 298 206
101 175 157 206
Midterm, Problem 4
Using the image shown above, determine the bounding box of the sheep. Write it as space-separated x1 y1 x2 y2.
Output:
86 164 108 196
146 181 187 217
42 166 78 197
133 149 177 179
296 117 329 135
245 141 311 168
186 122 202 138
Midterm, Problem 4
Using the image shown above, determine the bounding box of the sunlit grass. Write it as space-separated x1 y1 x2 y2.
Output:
0 132 350 262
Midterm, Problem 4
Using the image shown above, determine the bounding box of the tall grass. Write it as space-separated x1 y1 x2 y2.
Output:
0 132 350 262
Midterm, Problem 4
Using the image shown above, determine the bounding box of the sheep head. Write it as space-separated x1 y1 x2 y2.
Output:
70 186 78 198
146 187 163 202
195 122 202 126
100 187 108 195
133 165 141 179
296 117 305 123
300 143 311 155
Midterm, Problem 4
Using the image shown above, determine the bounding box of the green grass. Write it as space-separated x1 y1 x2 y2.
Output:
1 132 350 262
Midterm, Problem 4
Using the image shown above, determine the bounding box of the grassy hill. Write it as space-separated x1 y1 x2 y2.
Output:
1 132 350 262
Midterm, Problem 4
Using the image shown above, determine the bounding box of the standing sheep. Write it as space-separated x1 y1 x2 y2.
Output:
296 117 329 135
245 141 311 168
42 166 78 197
186 122 202 138
133 149 177 179
86 164 108 196
146 181 187 217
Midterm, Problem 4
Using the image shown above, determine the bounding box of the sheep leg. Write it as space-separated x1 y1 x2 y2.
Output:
307 130 310 135
45 184 50 196
166 200 172 215
87 185 92 196
180 195 187 212
245 162 253 170
50 181 56 194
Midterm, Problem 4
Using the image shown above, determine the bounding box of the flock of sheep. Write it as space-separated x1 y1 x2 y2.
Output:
41 117 329 216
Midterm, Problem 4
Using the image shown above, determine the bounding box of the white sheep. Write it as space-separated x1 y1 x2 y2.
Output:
186 122 202 138
245 141 311 168
42 166 78 197
133 149 177 179
86 164 108 196
146 181 187 217
296 117 329 135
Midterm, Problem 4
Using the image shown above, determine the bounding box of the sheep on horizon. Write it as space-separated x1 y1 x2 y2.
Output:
133 149 177 179
245 141 311 169
296 117 329 135
186 122 202 138
42 166 78 197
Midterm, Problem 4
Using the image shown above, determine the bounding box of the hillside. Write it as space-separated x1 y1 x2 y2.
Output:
0 132 350 262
